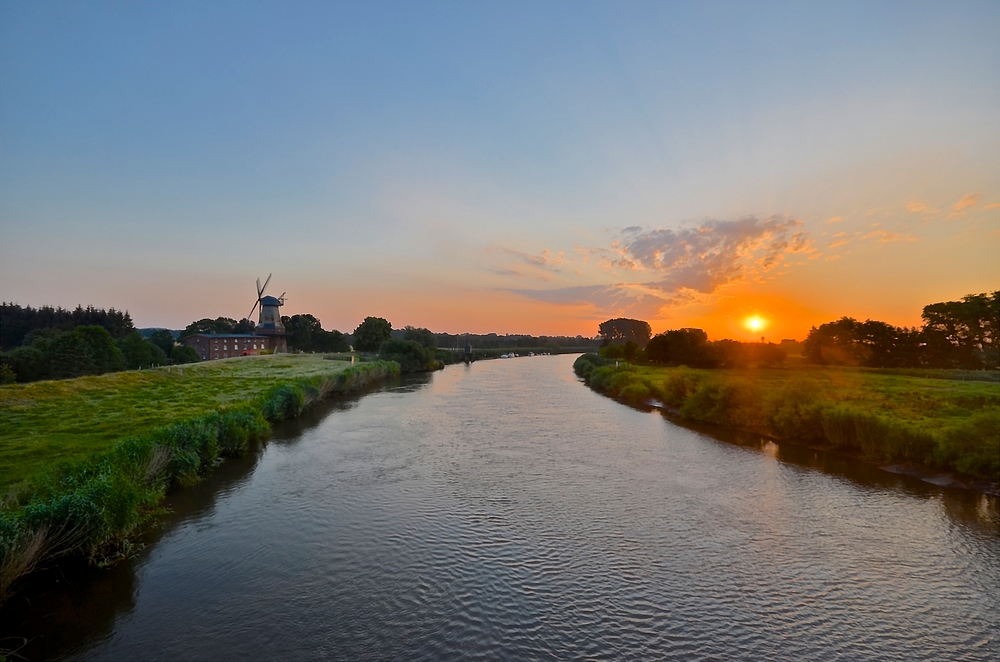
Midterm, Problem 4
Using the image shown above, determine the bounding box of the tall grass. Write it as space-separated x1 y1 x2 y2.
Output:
573 354 1000 483
0 360 400 602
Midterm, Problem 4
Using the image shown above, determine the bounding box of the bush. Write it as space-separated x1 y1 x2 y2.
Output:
766 379 826 443
378 339 433 372
261 384 306 421
938 409 1000 481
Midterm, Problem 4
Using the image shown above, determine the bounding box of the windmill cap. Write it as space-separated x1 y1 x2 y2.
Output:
260 295 282 306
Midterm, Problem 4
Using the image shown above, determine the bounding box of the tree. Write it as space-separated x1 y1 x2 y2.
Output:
803 317 864 366
402 326 437 349
117 331 166 370
282 314 325 352
353 317 392 352
171 344 201 364
645 328 714 366
149 330 177 356
598 318 652 348
921 291 999 369
180 317 240 340
378 338 433 372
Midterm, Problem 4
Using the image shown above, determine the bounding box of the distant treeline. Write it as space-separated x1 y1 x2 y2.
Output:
1 304 199 384
803 291 998 369
1 303 135 351
598 290 999 370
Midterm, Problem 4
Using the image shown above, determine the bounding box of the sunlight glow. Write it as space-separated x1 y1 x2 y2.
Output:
746 316 766 332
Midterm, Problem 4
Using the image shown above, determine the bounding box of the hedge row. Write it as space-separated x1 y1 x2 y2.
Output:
0 361 400 602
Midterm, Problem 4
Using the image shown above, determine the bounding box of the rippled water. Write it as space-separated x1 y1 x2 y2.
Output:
4 355 998 660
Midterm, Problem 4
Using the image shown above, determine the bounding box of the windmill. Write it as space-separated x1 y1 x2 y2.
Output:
247 274 287 345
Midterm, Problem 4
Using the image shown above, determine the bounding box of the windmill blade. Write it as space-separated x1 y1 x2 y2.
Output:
277 292 286 304
248 299 260 321
260 273 272 297
256 277 262 298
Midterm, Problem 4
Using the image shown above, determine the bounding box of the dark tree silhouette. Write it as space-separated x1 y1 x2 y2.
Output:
353 316 393 352
598 318 652 348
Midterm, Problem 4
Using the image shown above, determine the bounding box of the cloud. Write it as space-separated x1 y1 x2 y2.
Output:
863 230 917 243
510 284 672 319
498 247 564 269
510 216 817 318
947 192 981 218
906 201 940 214
823 216 845 224
983 202 1000 210
618 216 815 294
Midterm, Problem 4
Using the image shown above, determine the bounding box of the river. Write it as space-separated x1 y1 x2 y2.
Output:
3 354 998 660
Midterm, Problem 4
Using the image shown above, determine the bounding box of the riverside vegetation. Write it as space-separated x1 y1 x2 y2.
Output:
574 354 1000 487
0 354 400 602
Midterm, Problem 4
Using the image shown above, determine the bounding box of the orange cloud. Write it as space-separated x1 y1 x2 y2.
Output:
947 192 981 218
984 202 1000 210
906 201 939 214
863 230 917 243
823 216 845 224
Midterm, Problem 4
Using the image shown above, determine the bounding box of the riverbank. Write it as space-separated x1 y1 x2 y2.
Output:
573 354 1000 493
0 355 400 602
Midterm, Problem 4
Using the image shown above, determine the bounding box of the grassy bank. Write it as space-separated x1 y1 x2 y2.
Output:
0 355 400 601
574 354 1000 486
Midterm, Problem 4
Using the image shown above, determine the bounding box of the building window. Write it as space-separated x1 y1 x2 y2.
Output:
214 353 218 359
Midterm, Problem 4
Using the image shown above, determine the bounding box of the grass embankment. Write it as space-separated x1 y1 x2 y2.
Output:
574 354 1000 486
0 355 400 601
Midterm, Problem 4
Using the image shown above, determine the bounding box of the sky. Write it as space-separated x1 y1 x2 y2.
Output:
1 1 998 341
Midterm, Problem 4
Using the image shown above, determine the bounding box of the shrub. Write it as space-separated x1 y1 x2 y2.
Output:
938 409 1000 481
660 367 704 407
261 384 306 421
766 379 826 443
620 382 652 404
378 339 432 372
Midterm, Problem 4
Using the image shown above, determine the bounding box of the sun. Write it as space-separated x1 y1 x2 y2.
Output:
745 315 766 332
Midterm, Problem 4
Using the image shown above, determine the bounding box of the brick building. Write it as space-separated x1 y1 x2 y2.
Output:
183 333 285 361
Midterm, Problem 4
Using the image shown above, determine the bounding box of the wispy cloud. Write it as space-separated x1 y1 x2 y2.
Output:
823 216 845 224
947 192 981 218
496 247 565 270
906 201 940 215
863 230 917 243
510 284 673 319
983 202 1000 210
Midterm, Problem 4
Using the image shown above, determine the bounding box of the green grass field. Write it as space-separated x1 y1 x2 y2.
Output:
575 356 1000 483
0 354 357 492
631 364 999 434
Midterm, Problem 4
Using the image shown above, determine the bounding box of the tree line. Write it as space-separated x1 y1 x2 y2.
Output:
598 320 787 369
596 290 999 370
803 291 998 369
1 303 135 351
1 319 200 384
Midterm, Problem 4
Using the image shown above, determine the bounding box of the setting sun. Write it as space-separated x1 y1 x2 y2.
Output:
746 316 766 332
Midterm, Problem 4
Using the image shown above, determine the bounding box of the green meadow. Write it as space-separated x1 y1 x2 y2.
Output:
0 354 361 493
574 355 1000 484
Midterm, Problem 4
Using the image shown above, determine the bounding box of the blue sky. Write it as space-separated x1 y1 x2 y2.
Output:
2 2 997 337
